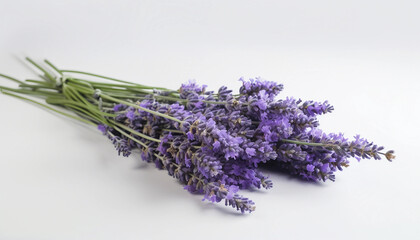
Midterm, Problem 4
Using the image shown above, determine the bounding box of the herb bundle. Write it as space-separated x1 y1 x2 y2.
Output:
0 58 394 213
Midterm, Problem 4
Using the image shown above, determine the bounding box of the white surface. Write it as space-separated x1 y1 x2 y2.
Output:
0 1 419 239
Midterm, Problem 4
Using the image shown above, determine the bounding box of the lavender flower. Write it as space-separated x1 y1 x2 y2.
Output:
1 58 394 214
96 77 395 208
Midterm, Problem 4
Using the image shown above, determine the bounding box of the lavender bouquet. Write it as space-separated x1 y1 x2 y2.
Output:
0 58 394 213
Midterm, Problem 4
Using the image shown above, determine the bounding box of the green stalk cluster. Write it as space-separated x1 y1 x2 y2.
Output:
0 58 189 130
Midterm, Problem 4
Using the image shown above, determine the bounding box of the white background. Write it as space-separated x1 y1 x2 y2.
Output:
0 0 419 239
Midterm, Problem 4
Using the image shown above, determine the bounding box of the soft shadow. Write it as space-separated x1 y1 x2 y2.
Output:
245 187 270 193
259 161 324 187
132 160 150 169
198 201 250 217
126 160 252 216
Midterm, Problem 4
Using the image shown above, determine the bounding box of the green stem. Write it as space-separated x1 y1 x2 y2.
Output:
1 90 95 126
87 96 115 107
0 73 24 85
44 59 63 75
0 85 62 97
19 83 56 90
100 94 183 124
60 70 171 91
65 78 94 89
112 126 148 148
66 79 151 97
78 80 160 90
154 153 165 161
26 57 56 84
64 85 91 106
112 122 161 143
152 94 244 105
89 84 152 94
101 93 147 100
46 97 115 118
25 79 55 86
281 139 336 148
162 129 184 134
63 104 103 123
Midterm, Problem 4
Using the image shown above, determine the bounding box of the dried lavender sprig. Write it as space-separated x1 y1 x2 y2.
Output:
1 57 395 214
